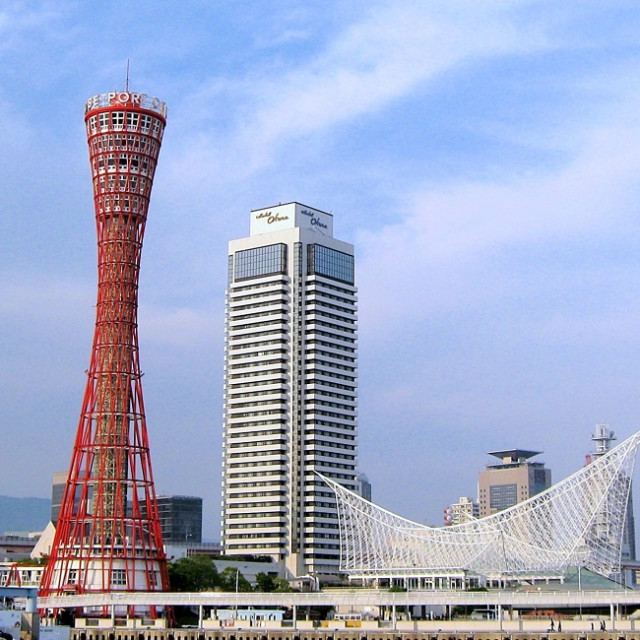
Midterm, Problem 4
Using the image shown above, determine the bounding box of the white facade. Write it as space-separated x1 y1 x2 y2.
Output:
444 496 478 526
221 202 358 580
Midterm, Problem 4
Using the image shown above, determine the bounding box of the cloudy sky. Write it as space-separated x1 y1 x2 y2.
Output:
3 0 640 539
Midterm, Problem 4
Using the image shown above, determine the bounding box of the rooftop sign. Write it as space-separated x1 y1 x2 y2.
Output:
250 202 333 237
84 92 167 118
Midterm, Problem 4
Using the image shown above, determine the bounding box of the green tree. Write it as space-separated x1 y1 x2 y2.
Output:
255 572 276 592
168 555 220 591
219 566 253 592
274 577 293 592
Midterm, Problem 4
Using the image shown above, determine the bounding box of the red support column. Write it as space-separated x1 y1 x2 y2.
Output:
40 91 169 619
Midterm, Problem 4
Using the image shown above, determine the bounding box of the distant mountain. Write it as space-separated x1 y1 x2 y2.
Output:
0 496 51 535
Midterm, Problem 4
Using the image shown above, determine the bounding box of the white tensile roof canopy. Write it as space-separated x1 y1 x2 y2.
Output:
322 430 640 582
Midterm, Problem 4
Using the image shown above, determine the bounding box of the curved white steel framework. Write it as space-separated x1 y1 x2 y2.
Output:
323 430 640 581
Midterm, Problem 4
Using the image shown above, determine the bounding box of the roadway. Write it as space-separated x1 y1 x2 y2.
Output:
36 588 640 612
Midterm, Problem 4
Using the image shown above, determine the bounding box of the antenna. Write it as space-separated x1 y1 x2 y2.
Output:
126 59 130 92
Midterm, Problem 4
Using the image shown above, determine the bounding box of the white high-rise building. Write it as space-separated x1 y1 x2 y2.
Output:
221 202 358 580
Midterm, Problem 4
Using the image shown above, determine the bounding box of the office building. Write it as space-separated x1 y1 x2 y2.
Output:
221 202 358 580
478 448 551 517
355 472 372 501
156 495 203 544
50 471 67 526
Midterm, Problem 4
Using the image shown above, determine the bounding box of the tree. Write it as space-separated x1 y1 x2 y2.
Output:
219 566 253 592
274 577 293 592
255 572 276 592
168 555 220 592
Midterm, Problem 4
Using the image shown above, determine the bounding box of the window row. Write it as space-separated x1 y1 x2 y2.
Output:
311 279 357 296
226 522 285 529
227 370 289 380
230 279 290 296
90 133 159 156
93 153 154 176
305 360 356 372
87 111 163 139
97 194 146 214
96 174 150 196
307 244 355 284
234 244 287 281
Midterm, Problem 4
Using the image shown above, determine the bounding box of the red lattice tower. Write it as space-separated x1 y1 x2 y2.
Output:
40 91 169 616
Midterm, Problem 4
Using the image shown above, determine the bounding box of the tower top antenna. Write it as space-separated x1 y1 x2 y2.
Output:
126 59 130 92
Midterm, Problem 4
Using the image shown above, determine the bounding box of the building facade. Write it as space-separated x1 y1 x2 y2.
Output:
444 496 479 526
50 471 67 526
355 472 372 501
478 449 551 517
221 202 358 580
156 496 203 544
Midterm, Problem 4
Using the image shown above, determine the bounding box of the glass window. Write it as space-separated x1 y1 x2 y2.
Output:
235 244 287 280
489 483 518 511
126 112 139 130
140 114 152 133
111 569 126 586
307 245 354 284
112 111 124 130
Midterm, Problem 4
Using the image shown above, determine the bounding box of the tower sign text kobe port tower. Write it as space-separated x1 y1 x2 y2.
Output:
40 91 169 614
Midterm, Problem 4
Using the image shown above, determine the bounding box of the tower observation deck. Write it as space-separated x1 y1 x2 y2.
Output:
39 91 168 616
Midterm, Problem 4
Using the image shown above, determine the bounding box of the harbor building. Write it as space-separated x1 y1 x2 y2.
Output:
326 429 640 587
221 202 358 581
477 448 551 517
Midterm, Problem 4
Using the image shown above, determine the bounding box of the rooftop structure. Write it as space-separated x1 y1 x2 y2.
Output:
486 449 541 463
478 447 550 516
324 429 640 587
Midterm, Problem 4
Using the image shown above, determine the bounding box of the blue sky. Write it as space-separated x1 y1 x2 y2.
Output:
3 1 640 539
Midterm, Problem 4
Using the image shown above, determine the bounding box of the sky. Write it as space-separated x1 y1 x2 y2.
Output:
3 0 640 540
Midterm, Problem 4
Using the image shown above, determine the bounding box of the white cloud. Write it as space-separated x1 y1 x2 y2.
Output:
167 2 556 187
356 113 640 335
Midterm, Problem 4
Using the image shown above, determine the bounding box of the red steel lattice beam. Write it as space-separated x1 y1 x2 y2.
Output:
40 91 169 618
